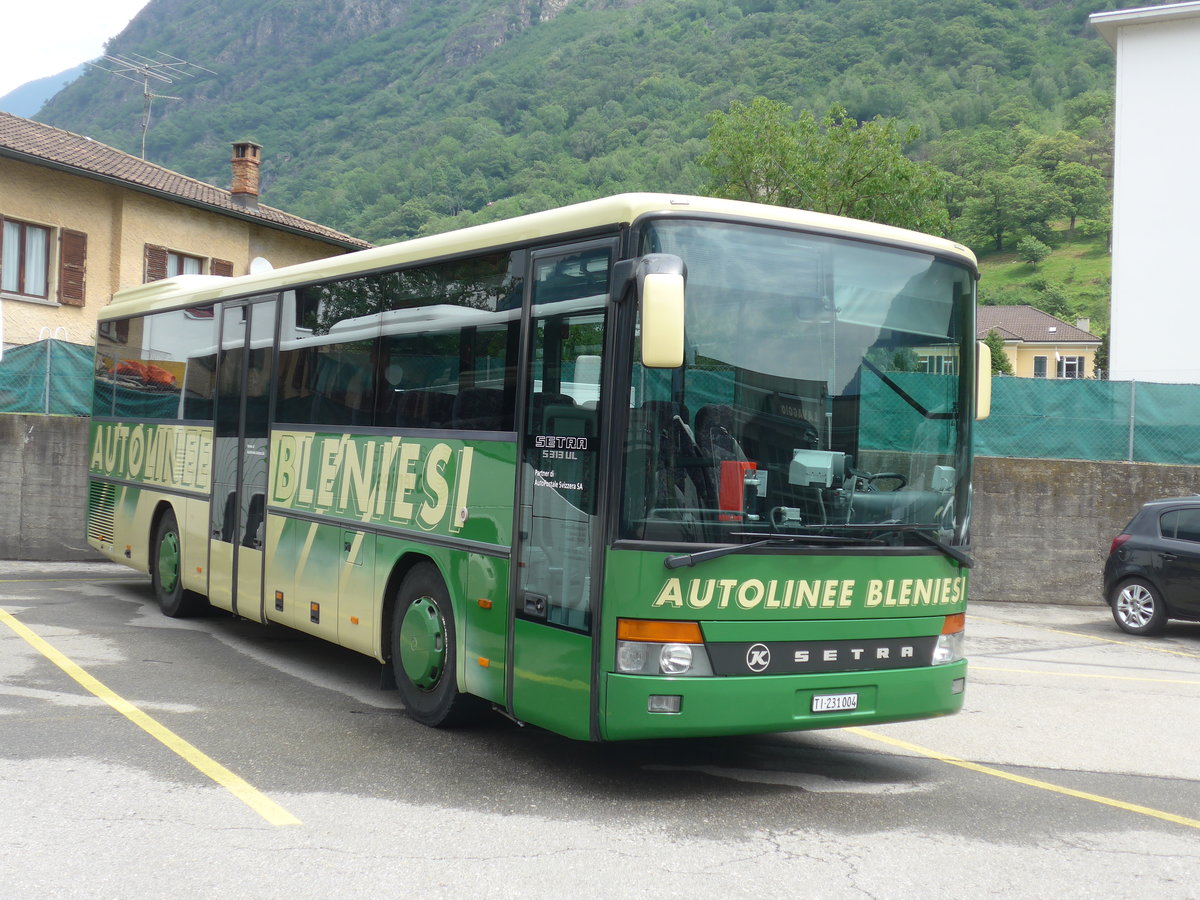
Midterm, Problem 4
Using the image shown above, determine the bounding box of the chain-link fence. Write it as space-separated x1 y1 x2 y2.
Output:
0 339 92 416
976 377 1200 465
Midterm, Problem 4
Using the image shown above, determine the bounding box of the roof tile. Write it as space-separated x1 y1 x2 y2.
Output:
976 305 1100 343
0 111 370 250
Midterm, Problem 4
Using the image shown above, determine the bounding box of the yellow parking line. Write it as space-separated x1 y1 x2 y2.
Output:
0 607 301 827
972 664 1200 686
849 727 1200 831
971 614 1200 660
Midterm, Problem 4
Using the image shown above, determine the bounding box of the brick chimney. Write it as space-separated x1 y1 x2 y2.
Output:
230 140 262 207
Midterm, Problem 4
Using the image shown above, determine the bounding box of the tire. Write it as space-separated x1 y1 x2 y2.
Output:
1111 578 1167 636
152 509 207 618
390 563 482 727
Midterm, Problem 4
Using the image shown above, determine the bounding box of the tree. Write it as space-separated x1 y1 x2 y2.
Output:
1092 331 1109 380
1051 162 1108 233
698 97 805 206
985 329 1014 375
958 165 1065 251
1063 90 1115 175
1016 235 1051 268
700 98 949 233
1020 130 1088 175
1018 131 1109 232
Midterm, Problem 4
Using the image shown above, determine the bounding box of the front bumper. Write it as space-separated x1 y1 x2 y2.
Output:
601 660 967 740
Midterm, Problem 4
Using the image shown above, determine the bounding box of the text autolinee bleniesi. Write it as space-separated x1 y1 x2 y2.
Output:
90 423 212 491
270 432 474 533
652 575 966 612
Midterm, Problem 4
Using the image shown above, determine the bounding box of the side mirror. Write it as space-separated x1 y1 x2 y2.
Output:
975 340 992 420
641 270 685 368
612 254 686 368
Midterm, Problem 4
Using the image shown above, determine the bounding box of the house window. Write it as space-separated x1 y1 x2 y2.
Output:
144 244 234 282
919 354 957 375
2 218 50 298
1033 356 1048 378
1057 355 1084 379
167 252 203 277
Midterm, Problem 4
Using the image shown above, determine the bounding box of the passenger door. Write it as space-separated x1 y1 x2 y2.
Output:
1157 507 1200 616
209 295 277 620
509 241 614 740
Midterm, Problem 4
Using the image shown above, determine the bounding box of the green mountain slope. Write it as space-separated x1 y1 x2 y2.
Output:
36 0 1131 259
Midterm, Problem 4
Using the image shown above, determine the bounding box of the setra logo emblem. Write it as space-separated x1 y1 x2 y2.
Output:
745 643 771 673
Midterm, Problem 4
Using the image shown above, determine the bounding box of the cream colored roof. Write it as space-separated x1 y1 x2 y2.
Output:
102 192 978 319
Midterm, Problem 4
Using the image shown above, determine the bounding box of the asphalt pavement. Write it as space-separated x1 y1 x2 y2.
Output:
2 559 1198 898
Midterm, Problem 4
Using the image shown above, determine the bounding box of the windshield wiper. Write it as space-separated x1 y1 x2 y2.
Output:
861 357 956 420
663 533 879 570
905 527 974 569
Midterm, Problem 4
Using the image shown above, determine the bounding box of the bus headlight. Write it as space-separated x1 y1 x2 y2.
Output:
659 643 693 675
932 613 965 665
616 641 649 673
616 640 714 675
615 619 713 676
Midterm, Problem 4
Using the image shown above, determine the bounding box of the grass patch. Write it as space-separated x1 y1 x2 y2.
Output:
977 228 1111 332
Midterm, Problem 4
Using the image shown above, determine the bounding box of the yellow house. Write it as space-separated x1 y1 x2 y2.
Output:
976 305 1101 379
0 111 369 349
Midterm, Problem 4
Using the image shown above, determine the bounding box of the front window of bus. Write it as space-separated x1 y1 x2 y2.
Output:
619 218 976 551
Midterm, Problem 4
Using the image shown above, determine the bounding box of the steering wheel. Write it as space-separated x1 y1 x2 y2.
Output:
852 471 908 492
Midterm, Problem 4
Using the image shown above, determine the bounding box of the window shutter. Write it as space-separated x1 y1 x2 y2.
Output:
58 229 88 306
144 244 168 282
212 258 234 277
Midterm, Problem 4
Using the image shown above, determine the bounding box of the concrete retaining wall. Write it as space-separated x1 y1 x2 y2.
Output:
1 414 97 561
970 456 1200 605
5 413 1200 604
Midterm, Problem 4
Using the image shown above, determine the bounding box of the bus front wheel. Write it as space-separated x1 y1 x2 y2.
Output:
151 509 207 618
390 563 482 727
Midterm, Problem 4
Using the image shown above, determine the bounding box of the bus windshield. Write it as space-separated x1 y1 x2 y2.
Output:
620 218 976 548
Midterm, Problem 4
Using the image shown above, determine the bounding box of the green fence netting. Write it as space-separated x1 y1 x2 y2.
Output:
0 339 93 416
6 338 1200 464
977 377 1200 465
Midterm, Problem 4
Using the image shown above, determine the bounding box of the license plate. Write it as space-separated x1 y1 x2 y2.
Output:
812 692 858 713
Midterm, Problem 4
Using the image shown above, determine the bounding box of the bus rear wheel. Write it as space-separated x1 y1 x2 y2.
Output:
152 509 207 618
391 563 482 727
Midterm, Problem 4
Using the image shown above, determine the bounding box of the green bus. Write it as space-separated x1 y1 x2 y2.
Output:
86 193 988 741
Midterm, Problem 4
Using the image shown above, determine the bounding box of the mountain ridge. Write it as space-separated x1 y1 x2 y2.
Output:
32 0 1131 255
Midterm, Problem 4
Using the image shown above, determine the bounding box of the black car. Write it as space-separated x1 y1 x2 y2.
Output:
1104 496 1200 635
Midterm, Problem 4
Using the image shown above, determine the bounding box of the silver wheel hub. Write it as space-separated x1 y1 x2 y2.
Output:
1116 583 1155 627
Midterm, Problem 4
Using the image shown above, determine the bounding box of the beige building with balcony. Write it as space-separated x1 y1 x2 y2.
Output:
0 111 369 350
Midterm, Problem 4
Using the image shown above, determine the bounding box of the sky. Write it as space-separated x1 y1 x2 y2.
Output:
0 1 151 98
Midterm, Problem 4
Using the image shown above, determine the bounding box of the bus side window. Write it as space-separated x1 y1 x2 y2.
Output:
452 387 507 431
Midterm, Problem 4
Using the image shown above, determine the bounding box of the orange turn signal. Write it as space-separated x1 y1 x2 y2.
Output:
942 613 966 634
617 618 703 644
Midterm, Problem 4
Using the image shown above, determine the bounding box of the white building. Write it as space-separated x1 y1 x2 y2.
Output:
1091 2 1200 384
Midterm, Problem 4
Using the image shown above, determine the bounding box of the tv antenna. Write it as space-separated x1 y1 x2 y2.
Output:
90 52 216 159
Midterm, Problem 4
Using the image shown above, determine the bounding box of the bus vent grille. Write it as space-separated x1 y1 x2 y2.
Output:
87 481 116 544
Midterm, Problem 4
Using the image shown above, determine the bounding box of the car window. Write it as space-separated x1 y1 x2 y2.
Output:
1160 508 1200 543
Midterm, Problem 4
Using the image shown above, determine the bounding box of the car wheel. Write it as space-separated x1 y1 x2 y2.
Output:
1111 578 1167 636
390 563 483 727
